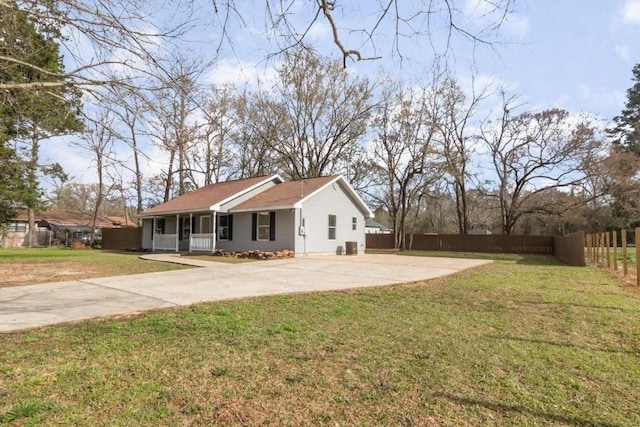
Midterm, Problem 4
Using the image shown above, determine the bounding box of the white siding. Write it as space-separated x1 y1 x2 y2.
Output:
142 218 153 249
296 181 367 255
141 216 179 250
216 210 296 253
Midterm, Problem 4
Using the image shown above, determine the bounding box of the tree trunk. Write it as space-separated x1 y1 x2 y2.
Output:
163 149 176 202
130 124 143 215
27 128 40 248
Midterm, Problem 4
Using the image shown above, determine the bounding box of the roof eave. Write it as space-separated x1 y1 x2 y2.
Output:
210 174 283 211
230 205 295 213
137 208 212 218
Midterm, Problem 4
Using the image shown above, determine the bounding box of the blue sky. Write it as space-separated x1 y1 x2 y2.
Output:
42 0 640 186
206 0 640 119
489 0 640 118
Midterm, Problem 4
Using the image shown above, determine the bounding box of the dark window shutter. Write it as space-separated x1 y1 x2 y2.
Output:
251 213 257 241
228 214 233 241
269 211 276 241
191 217 196 233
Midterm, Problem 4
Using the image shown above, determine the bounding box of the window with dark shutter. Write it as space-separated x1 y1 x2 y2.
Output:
218 215 229 241
253 211 276 241
251 213 257 241
269 211 276 241
257 212 270 241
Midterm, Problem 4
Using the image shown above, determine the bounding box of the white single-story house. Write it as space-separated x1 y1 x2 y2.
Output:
138 174 374 255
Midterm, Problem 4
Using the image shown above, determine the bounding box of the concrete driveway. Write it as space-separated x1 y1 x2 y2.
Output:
0 254 491 332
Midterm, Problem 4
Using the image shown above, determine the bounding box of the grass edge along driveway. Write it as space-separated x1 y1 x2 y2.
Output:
1 254 639 426
0 248 188 287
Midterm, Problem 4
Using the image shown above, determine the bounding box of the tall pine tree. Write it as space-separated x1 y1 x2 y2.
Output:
1 2 83 245
610 64 640 156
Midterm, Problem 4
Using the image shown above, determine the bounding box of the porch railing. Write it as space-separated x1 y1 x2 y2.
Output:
154 233 177 250
190 233 214 251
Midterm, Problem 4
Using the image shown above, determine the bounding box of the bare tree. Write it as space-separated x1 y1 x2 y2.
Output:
263 0 516 66
100 85 151 214
227 90 278 179
55 183 96 212
74 113 116 246
370 84 440 249
3 0 517 94
1 0 195 91
188 87 236 184
145 54 204 199
251 49 375 180
431 76 487 234
480 95 604 234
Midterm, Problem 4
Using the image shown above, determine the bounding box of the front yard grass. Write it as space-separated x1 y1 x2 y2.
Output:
0 248 188 287
1 255 640 425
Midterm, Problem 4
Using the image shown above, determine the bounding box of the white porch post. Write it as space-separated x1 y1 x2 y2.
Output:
175 214 179 252
212 211 217 253
189 213 193 252
152 217 156 251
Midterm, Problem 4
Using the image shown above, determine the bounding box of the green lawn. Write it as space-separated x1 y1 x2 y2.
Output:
0 248 188 287
1 255 639 425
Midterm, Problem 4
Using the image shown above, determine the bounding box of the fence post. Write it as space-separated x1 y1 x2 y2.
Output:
605 231 611 268
585 233 589 263
636 227 640 286
613 230 618 271
622 229 628 277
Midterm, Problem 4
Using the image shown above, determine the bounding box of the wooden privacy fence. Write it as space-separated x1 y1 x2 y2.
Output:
102 227 143 250
585 228 640 286
366 232 585 266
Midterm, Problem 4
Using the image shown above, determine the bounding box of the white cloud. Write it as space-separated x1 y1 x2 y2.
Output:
503 13 530 38
577 83 626 115
621 0 640 24
307 21 330 40
615 44 632 60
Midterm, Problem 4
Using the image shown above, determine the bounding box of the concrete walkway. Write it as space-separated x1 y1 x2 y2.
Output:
0 254 491 332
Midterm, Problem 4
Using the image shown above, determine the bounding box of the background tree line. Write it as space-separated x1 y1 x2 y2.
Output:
2 0 639 248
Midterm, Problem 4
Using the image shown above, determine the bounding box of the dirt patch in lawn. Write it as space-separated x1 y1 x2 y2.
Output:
0 262 98 288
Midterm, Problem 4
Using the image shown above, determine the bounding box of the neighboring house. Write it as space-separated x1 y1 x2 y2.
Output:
138 174 374 255
37 209 122 244
1 208 126 248
0 209 42 248
105 215 136 228
365 217 392 234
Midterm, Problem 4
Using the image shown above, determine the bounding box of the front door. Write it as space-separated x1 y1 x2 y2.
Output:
178 217 191 251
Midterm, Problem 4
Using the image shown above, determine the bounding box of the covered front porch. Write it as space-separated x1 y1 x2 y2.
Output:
141 212 217 252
